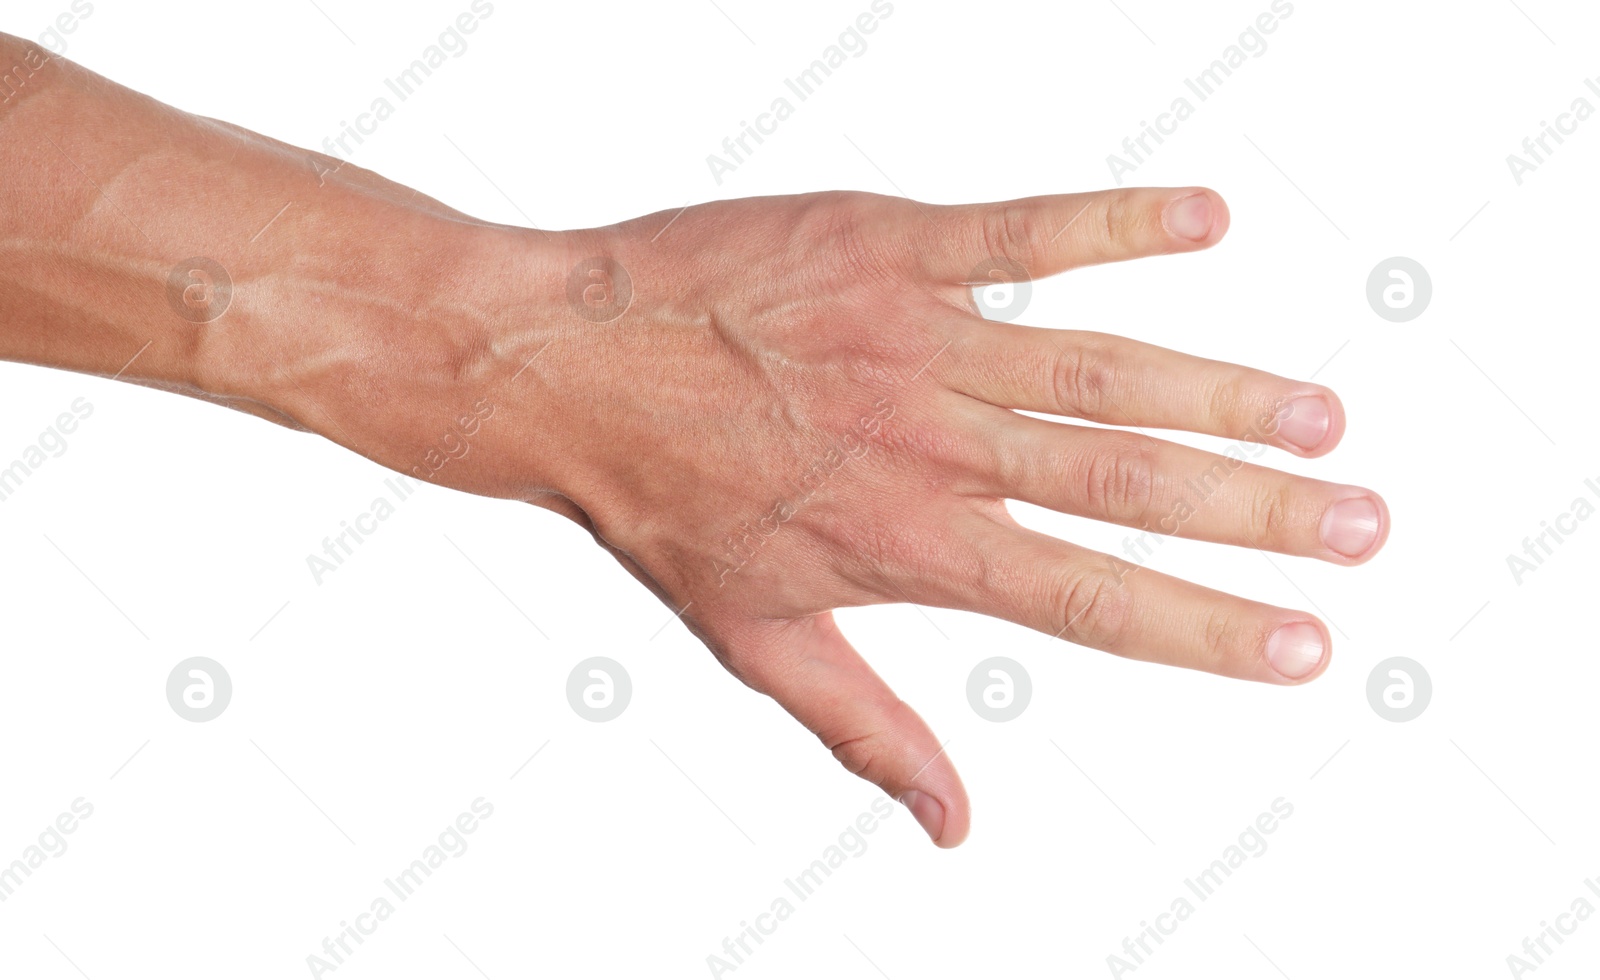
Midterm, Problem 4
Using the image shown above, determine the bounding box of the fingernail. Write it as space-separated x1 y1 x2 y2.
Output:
1320 496 1381 558
899 790 945 843
1265 622 1324 680
1277 396 1331 451
1164 193 1213 241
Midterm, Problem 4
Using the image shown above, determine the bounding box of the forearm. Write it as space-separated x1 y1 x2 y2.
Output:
0 32 567 462
0 32 213 391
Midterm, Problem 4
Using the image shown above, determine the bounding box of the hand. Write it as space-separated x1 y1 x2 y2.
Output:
240 185 1388 847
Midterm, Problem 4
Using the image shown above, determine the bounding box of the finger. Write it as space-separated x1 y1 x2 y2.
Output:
945 322 1345 456
961 408 1388 563
720 614 969 847
927 514 1334 684
917 186 1229 284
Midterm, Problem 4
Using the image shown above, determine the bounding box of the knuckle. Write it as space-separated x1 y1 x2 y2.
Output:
830 730 880 778
1247 483 1296 549
1049 343 1116 418
803 193 904 283
980 203 1040 270
1093 190 1136 257
1207 376 1248 429
1051 566 1132 650
827 714 902 787
1083 435 1158 523
1199 608 1258 676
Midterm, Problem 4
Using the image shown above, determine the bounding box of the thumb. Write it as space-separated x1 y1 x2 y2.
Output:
723 613 970 847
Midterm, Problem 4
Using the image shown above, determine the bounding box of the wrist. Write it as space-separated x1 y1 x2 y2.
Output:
201 210 594 494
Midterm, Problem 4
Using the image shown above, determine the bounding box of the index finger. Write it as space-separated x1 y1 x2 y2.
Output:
915 186 1229 284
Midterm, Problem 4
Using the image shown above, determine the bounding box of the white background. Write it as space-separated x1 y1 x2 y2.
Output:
1 1 1597 977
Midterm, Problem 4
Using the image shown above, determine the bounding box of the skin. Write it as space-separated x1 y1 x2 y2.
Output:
0 33 1387 847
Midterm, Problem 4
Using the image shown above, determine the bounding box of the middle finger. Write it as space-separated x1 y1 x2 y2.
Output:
955 403 1389 563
